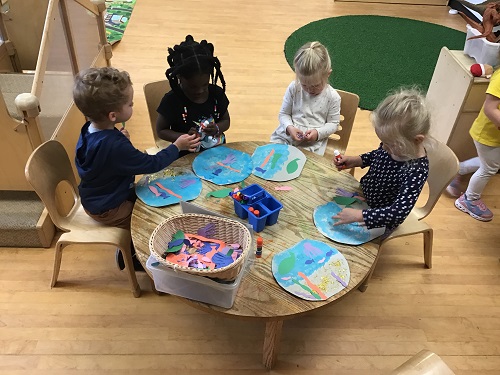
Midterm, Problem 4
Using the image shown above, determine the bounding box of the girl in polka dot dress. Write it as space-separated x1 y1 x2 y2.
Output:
332 88 430 235
270 41 341 156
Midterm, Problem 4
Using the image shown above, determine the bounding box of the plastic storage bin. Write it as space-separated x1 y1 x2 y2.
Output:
464 24 500 66
230 184 283 232
146 253 249 308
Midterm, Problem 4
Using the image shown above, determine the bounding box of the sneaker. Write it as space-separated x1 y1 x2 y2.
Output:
446 174 465 197
455 194 493 222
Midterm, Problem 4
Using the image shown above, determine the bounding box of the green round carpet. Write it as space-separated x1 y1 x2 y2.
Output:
284 15 466 110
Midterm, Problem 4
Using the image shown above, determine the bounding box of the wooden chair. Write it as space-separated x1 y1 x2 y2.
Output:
25 140 141 297
389 350 455 375
144 79 172 154
324 89 360 158
324 89 360 175
359 139 459 292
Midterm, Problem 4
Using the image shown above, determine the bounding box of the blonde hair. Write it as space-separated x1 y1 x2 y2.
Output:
371 87 431 159
73 67 132 122
293 41 331 80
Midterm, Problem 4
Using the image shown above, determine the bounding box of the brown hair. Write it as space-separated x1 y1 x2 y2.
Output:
73 67 132 122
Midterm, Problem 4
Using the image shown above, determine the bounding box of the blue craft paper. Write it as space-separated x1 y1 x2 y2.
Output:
313 202 374 245
192 146 252 185
251 144 290 180
136 168 202 207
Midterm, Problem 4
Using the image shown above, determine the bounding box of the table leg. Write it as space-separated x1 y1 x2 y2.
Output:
263 320 283 369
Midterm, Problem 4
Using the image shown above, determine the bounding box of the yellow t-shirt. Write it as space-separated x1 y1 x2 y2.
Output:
470 69 500 147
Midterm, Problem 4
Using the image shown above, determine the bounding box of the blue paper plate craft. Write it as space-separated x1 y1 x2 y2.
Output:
192 146 253 185
271 239 350 301
313 200 385 245
136 167 202 207
251 144 306 182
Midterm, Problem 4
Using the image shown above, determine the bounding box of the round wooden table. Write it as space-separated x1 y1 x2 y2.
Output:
131 141 379 369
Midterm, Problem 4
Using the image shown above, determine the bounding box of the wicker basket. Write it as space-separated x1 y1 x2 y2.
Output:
149 213 252 281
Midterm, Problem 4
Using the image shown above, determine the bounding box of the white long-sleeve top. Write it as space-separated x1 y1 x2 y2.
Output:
270 80 341 155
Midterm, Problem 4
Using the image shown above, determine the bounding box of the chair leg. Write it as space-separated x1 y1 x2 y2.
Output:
51 242 65 288
119 247 142 298
423 228 433 269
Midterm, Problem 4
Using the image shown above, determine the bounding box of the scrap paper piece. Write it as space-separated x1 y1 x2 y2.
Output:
271 239 350 301
192 146 252 185
332 196 359 206
275 186 293 191
313 201 385 245
206 187 233 198
136 167 202 207
159 229 244 270
252 144 306 182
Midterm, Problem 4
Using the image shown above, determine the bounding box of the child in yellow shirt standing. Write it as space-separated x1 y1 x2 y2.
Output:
454 69 500 221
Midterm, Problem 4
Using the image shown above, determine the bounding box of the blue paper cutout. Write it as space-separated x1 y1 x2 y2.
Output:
313 201 385 245
211 252 234 268
252 144 306 181
192 146 253 185
136 167 202 207
271 239 350 301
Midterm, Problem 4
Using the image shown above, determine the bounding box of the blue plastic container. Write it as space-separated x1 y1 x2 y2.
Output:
231 184 283 232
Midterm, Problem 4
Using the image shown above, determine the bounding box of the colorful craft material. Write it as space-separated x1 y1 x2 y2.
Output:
271 239 350 301
160 225 243 270
313 201 385 245
136 167 202 207
205 187 233 198
192 146 253 185
252 144 306 182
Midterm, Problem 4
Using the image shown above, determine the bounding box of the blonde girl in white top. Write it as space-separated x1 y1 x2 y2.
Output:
270 41 341 156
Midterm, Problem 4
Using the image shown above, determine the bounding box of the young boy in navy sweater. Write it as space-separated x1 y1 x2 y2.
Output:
73 67 200 269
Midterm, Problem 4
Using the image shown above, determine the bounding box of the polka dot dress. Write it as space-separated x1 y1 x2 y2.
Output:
360 144 429 231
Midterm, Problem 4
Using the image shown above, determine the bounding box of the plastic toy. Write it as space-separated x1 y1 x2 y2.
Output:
230 184 283 232
470 63 494 78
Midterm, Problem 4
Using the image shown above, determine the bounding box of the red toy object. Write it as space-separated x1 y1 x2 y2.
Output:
248 206 254 212
470 63 494 78
253 210 260 217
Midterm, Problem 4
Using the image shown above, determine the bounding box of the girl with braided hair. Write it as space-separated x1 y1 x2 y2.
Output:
156 35 230 157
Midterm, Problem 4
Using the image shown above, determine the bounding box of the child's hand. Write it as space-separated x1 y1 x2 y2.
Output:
332 208 364 226
303 129 318 142
203 122 219 136
120 127 130 140
174 133 201 152
287 125 305 142
333 155 360 170
188 127 199 136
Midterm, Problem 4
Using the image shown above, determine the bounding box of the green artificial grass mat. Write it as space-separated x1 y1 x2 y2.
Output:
284 15 466 110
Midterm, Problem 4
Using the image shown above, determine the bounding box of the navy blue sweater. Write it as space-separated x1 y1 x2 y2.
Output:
360 144 429 231
75 122 179 215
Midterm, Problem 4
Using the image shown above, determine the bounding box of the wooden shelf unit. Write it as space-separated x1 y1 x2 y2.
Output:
427 47 488 161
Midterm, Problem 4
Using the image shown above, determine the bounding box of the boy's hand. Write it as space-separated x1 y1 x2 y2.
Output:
174 133 201 152
303 129 318 142
286 125 305 142
120 128 130 140
332 208 364 226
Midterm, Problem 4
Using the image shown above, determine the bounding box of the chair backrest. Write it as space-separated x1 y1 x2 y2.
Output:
144 79 172 149
25 140 79 232
413 139 459 220
389 349 455 375
324 89 360 160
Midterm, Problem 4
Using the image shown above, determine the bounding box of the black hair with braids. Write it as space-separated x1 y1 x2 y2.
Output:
165 35 226 95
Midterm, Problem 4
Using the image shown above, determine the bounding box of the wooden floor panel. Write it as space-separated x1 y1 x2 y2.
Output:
1 0 499 373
